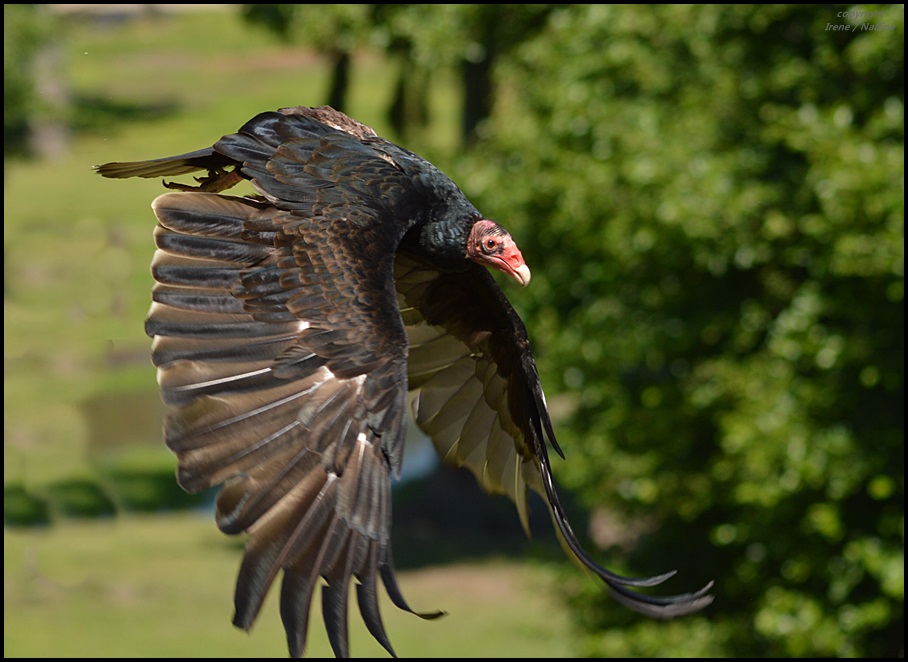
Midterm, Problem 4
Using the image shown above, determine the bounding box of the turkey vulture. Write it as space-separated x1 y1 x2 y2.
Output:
96 105 713 657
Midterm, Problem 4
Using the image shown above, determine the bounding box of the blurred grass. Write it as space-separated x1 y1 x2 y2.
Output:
5 514 571 658
4 6 573 658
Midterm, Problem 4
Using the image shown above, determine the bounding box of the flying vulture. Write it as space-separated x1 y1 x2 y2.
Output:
96 105 713 657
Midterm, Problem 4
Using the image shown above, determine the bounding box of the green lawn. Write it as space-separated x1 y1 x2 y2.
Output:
4 7 575 658
4 514 571 658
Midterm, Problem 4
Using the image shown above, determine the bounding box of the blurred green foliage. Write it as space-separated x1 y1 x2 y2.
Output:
240 4 559 143
452 4 903 657
3 5 58 158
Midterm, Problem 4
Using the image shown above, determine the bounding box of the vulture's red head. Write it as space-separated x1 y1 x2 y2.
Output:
466 219 531 287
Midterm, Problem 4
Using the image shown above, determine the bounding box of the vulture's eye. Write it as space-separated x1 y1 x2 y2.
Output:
483 237 499 253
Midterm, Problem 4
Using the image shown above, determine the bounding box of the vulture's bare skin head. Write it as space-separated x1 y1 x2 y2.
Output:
466 219 532 287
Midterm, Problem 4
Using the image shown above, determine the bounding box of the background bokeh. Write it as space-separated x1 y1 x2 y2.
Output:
5 4 903 658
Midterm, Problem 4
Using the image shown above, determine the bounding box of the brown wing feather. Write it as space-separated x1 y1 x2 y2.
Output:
394 252 715 617
148 192 440 658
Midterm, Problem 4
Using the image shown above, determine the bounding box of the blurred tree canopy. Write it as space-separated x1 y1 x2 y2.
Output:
3 4 59 159
451 4 902 657
241 4 557 144
242 4 370 112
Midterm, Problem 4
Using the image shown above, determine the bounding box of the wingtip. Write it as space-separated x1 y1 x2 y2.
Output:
608 578 715 619
532 428 715 620
416 608 448 621
617 568 678 588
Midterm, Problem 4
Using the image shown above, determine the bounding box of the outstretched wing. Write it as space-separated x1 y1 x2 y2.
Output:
394 253 715 617
141 108 448 659
149 191 441 659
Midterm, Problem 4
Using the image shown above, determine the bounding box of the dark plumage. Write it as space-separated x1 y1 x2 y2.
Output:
96 105 713 658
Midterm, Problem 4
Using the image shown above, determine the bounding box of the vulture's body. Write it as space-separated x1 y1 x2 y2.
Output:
96 105 712 658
